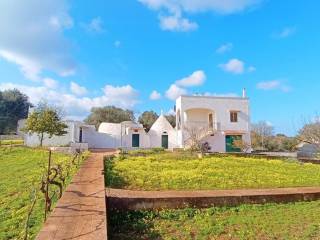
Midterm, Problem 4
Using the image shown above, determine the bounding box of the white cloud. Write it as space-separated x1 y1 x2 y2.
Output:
175 70 206 87
248 66 256 72
82 17 105 33
70 82 88 96
216 43 233 54
256 80 291 92
0 82 140 119
219 58 245 74
139 0 260 14
114 40 121 48
139 0 261 31
102 85 139 107
165 84 187 100
0 0 76 81
150 90 161 100
273 26 296 39
159 14 198 32
43 78 58 89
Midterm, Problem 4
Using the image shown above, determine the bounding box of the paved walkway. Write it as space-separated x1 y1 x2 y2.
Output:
36 150 115 240
107 187 320 210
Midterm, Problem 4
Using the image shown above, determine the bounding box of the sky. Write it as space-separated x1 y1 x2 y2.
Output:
0 0 319 136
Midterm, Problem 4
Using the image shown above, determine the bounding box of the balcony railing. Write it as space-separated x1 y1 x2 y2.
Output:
183 121 221 132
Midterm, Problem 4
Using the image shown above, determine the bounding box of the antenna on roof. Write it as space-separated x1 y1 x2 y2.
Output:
242 88 247 98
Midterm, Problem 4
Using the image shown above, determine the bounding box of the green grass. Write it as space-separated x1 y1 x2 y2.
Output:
0 139 24 145
109 201 320 240
105 151 320 190
0 146 88 240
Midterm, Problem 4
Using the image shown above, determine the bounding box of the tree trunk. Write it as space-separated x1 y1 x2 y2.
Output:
40 133 44 147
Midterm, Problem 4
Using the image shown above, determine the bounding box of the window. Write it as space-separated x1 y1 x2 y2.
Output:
230 111 238 123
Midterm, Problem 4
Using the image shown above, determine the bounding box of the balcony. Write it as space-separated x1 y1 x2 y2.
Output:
184 121 220 133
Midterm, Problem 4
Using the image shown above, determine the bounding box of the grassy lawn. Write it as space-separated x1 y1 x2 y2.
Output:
105 151 320 190
0 146 87 240
109 201 320 240
0 139 24 145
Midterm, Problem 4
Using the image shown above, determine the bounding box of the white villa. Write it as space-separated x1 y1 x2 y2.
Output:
21 90 251 153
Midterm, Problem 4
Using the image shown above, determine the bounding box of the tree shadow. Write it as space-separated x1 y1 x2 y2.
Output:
104 156 127 188
107 209 162 240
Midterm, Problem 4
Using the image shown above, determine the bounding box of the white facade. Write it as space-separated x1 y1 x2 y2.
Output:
21 92 251 152
176 95 251 152
149 115 177 149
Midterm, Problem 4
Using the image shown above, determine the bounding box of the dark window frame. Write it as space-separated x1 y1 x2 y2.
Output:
230 111 238 123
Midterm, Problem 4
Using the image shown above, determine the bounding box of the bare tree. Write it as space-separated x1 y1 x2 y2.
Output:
298 118 320 147
251 121 274 150
233 139 251 153
184 125 210 153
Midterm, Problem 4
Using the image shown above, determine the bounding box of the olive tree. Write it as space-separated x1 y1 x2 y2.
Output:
138 111 158 132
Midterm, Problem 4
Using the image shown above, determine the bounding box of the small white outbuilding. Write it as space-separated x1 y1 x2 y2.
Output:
148 114 177 149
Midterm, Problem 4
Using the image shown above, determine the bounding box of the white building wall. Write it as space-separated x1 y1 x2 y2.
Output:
148 115 177 149
24 121 76 147
176 95 251 152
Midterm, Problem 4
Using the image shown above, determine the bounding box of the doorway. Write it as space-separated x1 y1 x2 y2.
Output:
161 135 168 149
132 134 140 148
226 135 242 152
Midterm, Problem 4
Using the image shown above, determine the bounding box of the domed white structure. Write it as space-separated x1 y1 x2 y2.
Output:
148 114 177 149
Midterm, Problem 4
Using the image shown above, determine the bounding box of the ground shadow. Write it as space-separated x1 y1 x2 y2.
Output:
107 209 162 240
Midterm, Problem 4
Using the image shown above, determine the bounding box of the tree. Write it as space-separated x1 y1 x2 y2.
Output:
165 114 176 128
85 106 134 129
233 139 251 153
251 121 274 150
0 89 31 134
298 120 320 148
22 103 67 146
184 125 210 153
138 111 158 132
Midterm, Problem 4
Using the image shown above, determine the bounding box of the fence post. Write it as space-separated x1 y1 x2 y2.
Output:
44 150 51 221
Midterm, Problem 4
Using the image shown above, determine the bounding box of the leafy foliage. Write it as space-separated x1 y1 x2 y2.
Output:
0 147 88 240
138 111 158 132
85 106 134 129
0 89 31 134
109 201 320 240
165 114 176 128
22 103 67 146
105 152 320 190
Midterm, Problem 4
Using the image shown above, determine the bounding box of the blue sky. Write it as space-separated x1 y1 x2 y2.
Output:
0 0 319 136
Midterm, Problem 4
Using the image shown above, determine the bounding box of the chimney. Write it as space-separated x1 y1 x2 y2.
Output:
242 88 247 98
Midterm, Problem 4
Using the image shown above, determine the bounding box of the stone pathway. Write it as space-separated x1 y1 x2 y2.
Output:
107 187 320 210
36 150 115 240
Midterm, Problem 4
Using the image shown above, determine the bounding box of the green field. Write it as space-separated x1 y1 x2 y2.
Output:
105 151 320 190
0 146 87 240
109 201 320 240
0 139 24 145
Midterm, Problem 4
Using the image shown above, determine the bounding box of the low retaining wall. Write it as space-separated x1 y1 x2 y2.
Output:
210 152 297 161
106 187 320 210
299 158 320 164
